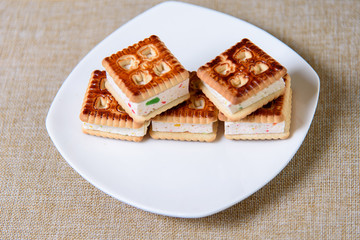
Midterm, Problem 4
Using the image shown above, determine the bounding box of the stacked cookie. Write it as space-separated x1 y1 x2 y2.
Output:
150 72 218 142
80 35 291 142
197 38 292 140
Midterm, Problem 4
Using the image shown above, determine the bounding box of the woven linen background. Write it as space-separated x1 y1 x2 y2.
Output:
0 0 359 239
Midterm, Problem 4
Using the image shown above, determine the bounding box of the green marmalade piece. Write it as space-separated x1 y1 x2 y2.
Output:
146 97 160 105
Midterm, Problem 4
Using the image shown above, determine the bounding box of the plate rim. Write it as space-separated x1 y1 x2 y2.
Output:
46 1 320 218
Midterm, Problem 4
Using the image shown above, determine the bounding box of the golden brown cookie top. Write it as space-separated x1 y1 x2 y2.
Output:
102 35 189 103
152 72 218 124
80 70 145 128
197 38 287 105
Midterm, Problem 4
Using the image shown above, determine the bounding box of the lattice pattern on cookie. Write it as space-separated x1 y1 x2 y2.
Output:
197 38 287 105
79 70 145 129
102 35 189 103
218 74 291 123
152 72 218 124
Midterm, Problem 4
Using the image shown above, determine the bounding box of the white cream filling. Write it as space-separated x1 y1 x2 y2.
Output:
203 78 285 114
225 121 285 135
152 121 213 134
107 74 189 116
83 122 150 137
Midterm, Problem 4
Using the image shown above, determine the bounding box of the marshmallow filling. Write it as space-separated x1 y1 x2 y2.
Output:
224 121 285 135
83 122 150 137
203 78 285 114
152 121 214 134
107 74 189 116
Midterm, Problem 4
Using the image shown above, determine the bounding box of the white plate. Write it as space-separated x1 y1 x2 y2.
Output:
46 1 319 218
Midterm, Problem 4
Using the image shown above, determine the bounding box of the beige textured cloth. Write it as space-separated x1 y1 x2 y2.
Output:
0 0 359 238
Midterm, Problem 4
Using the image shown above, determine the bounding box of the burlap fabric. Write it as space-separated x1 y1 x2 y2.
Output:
0 0 359 239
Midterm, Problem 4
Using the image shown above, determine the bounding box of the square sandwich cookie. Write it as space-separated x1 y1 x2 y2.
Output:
102 35 190 123
197 38 287 121
150 72 219 142
219 74 292 140
80 70 150 142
